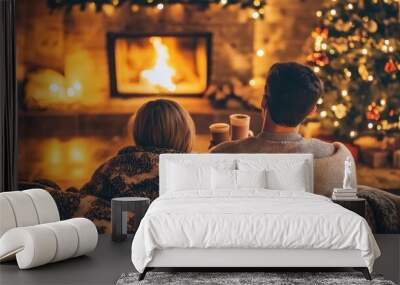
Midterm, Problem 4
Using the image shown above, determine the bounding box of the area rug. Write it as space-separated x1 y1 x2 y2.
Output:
116 271 395 285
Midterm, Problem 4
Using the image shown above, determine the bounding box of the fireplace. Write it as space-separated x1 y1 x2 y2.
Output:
107 33 212 97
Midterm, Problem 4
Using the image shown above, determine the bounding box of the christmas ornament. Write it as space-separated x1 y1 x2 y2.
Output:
363 20 378 33
333 103 347 119
334 19 353 32
366 105 381 121
384 59 397 73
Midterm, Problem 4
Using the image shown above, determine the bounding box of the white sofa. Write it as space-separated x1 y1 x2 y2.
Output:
0 189 98 269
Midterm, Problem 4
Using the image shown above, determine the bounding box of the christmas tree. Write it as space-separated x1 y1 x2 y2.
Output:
307 0 400 141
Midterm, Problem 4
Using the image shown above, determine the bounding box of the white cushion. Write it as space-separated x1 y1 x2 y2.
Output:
1 191 39 227
159 154 313 195
23 189 60 224
236 169 268 189
0 218 97 269
212 168 236 190
266 164 307 191
167 162 212 192
238 159 309 192
0 196 17 237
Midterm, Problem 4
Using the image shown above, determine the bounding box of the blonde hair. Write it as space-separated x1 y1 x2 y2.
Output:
132 99 195 153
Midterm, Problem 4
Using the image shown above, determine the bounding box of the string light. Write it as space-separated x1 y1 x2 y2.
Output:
220 0 228 5
349 130 357 138
344 68 352 78
317 98 323 105
368 122 374 129
341 89 348 97
316 10 322 17
347 3 354 9
249 79 256 86
256 49 265 57
156 3 164 10
334 121 340 127
313 66 320 73
251 11 260 19
320 110 328 118
368 75 374 81
361 48 368 55
330 9 337 16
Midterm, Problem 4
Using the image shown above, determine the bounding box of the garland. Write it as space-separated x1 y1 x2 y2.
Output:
47 0 267 17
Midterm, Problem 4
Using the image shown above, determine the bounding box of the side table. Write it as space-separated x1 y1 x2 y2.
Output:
332 198 366 218
111 197 150 242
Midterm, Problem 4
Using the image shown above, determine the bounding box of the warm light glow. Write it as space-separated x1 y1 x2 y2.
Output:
362 48 368 55
72 81 82 91
220 0 228 5
350 130 357 138
341 89 348 97
67 87 75 97
251 11 260 19
330 9 337 16
69 142 86 163
49 83 60 93
156 3 164 10
334 121 340 127
140 37 176 92
102 4 115 16
320 110 327 118
249 79 256 87
347 3 354 9
313 66 320 73
380 99 386 106
256 49 265 57
131 4 140 12
316 10 322 17
368 122 374 129
368 75 374 81
317 98 323 105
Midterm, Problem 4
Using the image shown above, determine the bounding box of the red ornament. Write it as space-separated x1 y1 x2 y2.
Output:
306 52 329 66
384 59 397 73
366 106 381 121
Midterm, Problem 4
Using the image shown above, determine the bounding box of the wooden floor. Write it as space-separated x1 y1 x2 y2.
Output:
0 235 134 285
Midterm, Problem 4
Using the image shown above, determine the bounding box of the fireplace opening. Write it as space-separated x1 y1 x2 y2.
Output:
107 33 212 97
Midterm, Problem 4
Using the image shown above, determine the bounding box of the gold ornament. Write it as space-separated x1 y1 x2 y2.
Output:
334 19 353 32
363 20 378 33
334 103 347 119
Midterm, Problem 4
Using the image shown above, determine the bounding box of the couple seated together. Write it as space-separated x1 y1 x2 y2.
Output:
26 62 399 234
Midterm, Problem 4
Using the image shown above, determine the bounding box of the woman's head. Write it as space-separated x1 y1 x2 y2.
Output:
132 99 195 153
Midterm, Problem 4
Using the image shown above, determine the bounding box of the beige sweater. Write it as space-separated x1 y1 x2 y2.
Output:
211 132 356 196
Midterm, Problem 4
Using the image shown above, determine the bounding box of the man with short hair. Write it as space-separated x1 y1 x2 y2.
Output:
211 62 355 196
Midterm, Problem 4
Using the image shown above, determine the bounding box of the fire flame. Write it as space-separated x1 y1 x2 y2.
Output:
141 37 176 92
